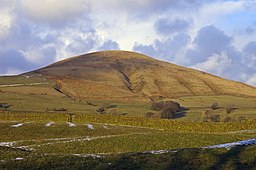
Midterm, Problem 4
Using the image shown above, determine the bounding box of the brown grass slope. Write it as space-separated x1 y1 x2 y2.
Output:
31 50 256 101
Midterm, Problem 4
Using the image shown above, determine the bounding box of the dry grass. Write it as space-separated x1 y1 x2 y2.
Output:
35 50 256 101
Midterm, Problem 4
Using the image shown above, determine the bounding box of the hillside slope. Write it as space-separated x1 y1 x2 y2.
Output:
28 50 256 101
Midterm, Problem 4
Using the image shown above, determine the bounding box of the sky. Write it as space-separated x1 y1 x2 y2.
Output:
0 0 256 86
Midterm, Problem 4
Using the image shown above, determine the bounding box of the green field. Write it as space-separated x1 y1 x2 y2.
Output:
0 120 255 169
1 75 256 169
1 145 255 169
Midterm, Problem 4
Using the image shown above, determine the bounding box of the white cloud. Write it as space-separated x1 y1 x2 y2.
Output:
191 51 232 77
246 74 256 87
20 0 89 23
0 11 13 38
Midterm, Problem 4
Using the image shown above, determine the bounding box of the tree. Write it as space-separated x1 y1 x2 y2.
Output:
150 100 181 119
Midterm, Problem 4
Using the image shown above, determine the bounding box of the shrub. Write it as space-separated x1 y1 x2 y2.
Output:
204 114 221 122
54 83 62 92
145 112 155 118
96 107 105 114
226 105 236 114
210 102 219 110
0 103 12 111
53 108 67 112
160 107 176 119
223 116 232 122
237 116 246 122
150 101 180 111
96 103 117 114
150 100 181 119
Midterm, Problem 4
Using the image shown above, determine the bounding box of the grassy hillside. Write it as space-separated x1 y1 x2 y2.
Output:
34 50 256 100
0 50 256 169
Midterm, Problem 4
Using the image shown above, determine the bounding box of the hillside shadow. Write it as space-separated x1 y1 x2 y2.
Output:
167 146 256 169
207 146 256 170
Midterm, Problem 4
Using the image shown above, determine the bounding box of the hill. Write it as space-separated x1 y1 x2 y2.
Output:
29 50 256 101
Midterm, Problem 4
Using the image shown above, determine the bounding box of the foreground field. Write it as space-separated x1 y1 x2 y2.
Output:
1 145 255 169
0 112 256 169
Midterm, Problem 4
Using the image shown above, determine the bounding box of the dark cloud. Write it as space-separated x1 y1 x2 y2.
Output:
0 49 35 74
98 40 120 51
187 26 254 83
154 18 191 34
245 26 255 35
133 44 158 58
185 25 239 64
133 33 190 59
65 37 95 55
119 0 207 20
243 41 256 69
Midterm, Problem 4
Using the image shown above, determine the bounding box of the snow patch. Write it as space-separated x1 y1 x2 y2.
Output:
0 142 15 147
11 123 23 128
45 122 55 127
144 150 177 155
67 122 76 127
85 124 94 130
203 138 256 149
15 146 34 151
0 82 48 88
72 154 101 158
14 158 23 161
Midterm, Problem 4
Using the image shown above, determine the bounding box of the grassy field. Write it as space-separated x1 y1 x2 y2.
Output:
0 120 255 169
1 88 256 121
1 145 255 169
1 75 256 122
0 74 256 169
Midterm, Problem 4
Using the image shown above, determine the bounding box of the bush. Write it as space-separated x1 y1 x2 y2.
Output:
97 107 105 114
150 101 180 111
150 100 181 119
223 116 232 122
96 103 117 114
237 116 246 122
160 107 176 119
204 114 221 122
53 108 67 112
0 103 12 111
210 102 219 110
226 105 236 114
145 112 155 118
54 83 62 92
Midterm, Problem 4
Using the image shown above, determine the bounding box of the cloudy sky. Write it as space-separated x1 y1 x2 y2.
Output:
0 0 256 86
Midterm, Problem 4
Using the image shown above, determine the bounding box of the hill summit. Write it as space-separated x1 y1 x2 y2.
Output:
32 50 256 101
